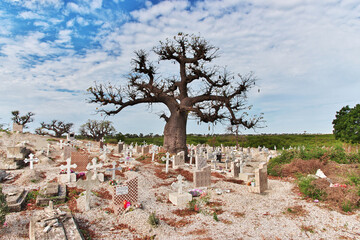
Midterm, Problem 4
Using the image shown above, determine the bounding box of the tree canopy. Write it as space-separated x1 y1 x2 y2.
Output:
88 33 262 153
332 104 360 143
79 119 116 141
39 120 73 137
11 110 35 128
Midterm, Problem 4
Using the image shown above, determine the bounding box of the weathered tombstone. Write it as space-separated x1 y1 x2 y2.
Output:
111 176 138 214
36 183 66 206
59 140 63 150
46 143 50 156
71 152 90 172
86 158 103 182
5 188 28 212
231 160 240 178
173 151 185 169
24 153 39 170
59 158 77 183
248 162 268 194
169 175 192 207
193 165 211 188
188 149 195 165
142 145 150 155
67 132 75 142
211 159 217 170
86 142 92 152
63 146 76 160
195 155 207 171
106 161 122 180
12 123 23 133
117 141 124 153
77 171 101 211
150 145 158 162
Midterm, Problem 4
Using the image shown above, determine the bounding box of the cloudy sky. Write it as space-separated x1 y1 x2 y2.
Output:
0 0 359 135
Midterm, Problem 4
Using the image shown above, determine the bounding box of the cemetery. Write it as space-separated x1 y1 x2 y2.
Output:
0 130 359 239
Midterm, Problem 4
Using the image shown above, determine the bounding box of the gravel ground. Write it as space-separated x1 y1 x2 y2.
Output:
1 133 360 240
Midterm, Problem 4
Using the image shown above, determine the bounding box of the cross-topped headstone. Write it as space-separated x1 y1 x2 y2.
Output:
24 153 39 170
86 158 103 180
60 158 77 182
86 142 92 152
77 171 100 211
106 161 122 180
171 175 185 194
161 152 172 173
188 149 195 165
150 145 158 162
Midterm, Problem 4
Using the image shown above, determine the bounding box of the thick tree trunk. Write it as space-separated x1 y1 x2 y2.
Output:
163 110 187 154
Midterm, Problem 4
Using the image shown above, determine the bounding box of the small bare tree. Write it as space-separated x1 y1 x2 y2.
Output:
88 33 263 153
39 120 73 137
11 110 35 128
79 119 115 141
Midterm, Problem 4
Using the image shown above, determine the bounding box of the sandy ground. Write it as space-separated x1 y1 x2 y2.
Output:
0 132 360 240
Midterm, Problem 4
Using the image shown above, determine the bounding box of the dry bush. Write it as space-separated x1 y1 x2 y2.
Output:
281 158 326 177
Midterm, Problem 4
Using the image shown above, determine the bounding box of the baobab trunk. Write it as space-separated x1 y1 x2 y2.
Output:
163 110 187 154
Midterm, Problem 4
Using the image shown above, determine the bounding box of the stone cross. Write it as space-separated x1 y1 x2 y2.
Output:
239 160 245 173
59 140 63 149
24 153 39 170
102 145 111 162
86 158 103 180
150 145 158 162
225 159 230 170
106 161 122 180
60 158 77 182
47 143 50 156
211 159 217 170
77 171 100 211
162 152 172 173
171 175 185 194
86 142 92 152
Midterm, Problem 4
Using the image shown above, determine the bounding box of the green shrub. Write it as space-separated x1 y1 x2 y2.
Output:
297 176 326 200
213 212 219 222
341 201 353 212
148 212 159 228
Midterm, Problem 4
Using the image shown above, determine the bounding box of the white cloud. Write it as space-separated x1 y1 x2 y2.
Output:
55 29 72 44
19 11 43 19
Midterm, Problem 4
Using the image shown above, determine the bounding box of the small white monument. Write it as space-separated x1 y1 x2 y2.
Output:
169 175 192 207
24 153 39 170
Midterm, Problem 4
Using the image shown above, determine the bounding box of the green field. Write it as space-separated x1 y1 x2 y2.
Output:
103 133 354 150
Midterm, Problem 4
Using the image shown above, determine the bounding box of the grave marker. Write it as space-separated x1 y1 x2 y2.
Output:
71 152 90 172
106 161 122 180
194 165 211 188
77 171 101 211
60 158 77 183
24 153 39 170
111 177 138 214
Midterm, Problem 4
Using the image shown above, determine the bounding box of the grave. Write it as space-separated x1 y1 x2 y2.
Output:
71 152 90 172
248 162 268 194
59 158 77 183
5 188 29 212
36 182 67 206
77 171 101 211
172 151 185 169
169 175 192 207
161 152 172 173
117 141 124 153
193 165 211 188
231 160 240 178
29 205 84 240
106 161 122 180
12 122 23 133
24 153 39 170
64 146 76 160
195 155 207 171
111 176 138 214
86 157 104 182
1 146 30 169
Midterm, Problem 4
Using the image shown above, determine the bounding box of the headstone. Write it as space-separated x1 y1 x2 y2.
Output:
64 146 76 160
111 177 138 214
59 140 63 150
173 151 185 169
117 141 124 153
59 158 77 183
211 159 217 170
193 165 211 188
231 161 240 178
195 155 207 170
169 175 192 207
86 158 103 181
46 143 50 156
188 149 195 165
12 123 23 133
150 145 158 162
162 152 172 173
248 162 268 194
67 132 75 142
106 161 122 180
24 153 39 170
71 152 90 172
77 171 101 211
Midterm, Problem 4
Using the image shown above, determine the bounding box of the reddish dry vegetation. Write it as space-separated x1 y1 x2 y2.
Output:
211 172 226 179
77 218 98 239
232 211 245 218
93 187 112 200
111 223 137 233
187 228 208 235
159 216 192 227
172 208 198 217
224 178 244 184
175 168 193 181
103 207 114 213
281 158 327 177
25 189 43 211
66 186 83 212
154 167 169 180
56 161 67 167
4 173 22 184
285 205 308 218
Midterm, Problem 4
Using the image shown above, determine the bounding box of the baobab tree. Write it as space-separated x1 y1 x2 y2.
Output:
88 33 262 153
11 110 35 128
79 119 116 141
39 120 73 137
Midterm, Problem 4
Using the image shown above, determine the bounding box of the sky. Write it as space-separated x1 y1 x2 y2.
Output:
0 0 359 135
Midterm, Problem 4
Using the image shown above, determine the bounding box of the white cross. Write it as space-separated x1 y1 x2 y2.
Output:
162 152 172 173
239 160 246 173
59 140 63 149
60 158 77 182
86 158 103 180
77 171 100 211
188 149 195 165
100 137 105 142
150 145 158 162
106 161 122 180
176 175 184 194
86 142 92 152
211 159 217 170
120 155 134 165
24 153 39 170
